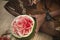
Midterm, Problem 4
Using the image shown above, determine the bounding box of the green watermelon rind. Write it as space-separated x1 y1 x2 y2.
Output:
11 15 36 39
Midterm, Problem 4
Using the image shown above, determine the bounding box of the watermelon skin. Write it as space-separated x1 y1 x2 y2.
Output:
11 15 36 40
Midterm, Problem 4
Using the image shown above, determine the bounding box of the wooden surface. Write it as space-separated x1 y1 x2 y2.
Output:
0 1 52 40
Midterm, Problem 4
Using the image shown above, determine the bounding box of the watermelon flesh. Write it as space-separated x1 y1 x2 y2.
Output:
11 15 35 38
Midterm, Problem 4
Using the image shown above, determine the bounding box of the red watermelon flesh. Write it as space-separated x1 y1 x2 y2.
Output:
12 15 34 37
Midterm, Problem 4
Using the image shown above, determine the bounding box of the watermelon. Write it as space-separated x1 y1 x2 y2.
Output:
11 15 36 39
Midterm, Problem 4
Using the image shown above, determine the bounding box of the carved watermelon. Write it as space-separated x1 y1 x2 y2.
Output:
11 15 36 39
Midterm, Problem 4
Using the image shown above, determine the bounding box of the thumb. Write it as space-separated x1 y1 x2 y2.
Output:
35 14 46 33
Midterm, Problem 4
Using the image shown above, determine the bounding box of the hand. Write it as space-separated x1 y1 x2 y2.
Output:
29 13 46 34
29 10 60 34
